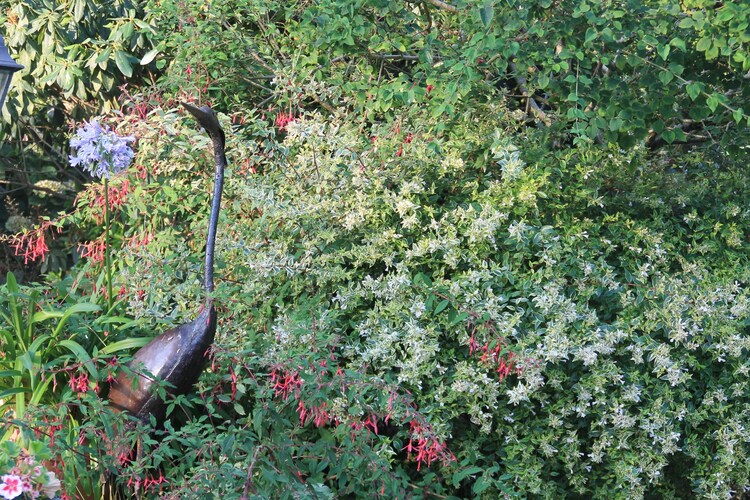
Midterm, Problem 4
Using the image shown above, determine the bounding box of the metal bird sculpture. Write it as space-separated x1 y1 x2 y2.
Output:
108 103 226 425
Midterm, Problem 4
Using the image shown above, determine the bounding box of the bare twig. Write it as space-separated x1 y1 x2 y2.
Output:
368 53 420 61
241 446 262 499
425 0 458 13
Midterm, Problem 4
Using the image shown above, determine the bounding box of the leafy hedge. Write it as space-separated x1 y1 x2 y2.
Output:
2 0 750 498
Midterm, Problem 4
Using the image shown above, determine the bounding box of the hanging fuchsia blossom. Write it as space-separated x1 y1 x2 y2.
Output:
69 120 135 179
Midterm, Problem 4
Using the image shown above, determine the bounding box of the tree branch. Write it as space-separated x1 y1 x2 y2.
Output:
509 62 552 126
424 0 458 12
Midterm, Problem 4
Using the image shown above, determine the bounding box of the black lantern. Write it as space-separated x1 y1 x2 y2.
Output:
0 34 23 110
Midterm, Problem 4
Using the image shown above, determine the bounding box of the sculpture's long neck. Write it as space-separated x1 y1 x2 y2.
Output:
204 133 226 297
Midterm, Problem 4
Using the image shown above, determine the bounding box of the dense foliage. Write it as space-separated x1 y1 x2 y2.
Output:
2 0 750 498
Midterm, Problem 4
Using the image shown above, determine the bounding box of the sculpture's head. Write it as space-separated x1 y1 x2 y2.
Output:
181 102 224 145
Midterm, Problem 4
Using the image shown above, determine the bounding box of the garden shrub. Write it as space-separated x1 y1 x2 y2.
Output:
13 93 740 497
2 0 750 498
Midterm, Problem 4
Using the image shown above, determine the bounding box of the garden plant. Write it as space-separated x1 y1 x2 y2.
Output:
1 0 749 498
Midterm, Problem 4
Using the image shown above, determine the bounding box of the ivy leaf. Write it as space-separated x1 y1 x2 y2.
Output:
686 82 702 100
706 93 720 112
479 2 494 28
537 73 550 89
657 44 670 61
662 129 676 144
659 70 674 85
733 107 744 124
584 28 597 45
696 36 712 52
670 37 686 51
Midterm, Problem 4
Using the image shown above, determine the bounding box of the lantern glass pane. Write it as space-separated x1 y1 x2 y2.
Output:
0 71 10 107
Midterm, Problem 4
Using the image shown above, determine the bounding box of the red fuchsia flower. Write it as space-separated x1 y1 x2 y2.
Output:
270 367 303 400
84 179 131 223
69 373 89 394
10 220 60 264
229 367 238 401
275 112 295 130
297 400 334 428
363 414 379 434
134 163 148 180
403 419 455 471
74 178 130 218
426 84 434 94
468 327 521 381
126 231 154 249
79 238 106 263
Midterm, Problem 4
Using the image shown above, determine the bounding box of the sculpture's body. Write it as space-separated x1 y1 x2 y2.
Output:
108 103 226 425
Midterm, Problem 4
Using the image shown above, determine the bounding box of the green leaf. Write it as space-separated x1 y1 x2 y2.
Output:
657 44 670 61
434 299 450 315
114 50 133 77
733 108 744 124
668 63 684 76
696 36 712 52
717 8 734 22
686 82 702 100
643 35 659 46
670 37 686 51
659 70 674 85
452 466 484 486
73 0 86 22
473 476 491 495
584 28 597 45
0 387 31 399
609 118 624 131
59 339 98 379
49 302 101 337
140 48 159 66
706 93 720 112
95 48 111 65
479 2 494 28
678 17 694 29
98 337 153 355
537 74 550 90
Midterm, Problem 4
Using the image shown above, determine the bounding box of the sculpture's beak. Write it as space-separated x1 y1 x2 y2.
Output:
181 102 223 137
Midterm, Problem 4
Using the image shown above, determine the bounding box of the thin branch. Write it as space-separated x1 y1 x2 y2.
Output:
241 446 262 499
508 62 552 126
368 53 420 61
0 179 73 199
424 0 458 13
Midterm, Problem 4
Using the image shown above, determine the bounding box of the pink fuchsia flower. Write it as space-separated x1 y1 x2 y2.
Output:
0 474 24 500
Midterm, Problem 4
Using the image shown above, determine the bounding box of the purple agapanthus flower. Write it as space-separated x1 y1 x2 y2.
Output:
69 120 135 179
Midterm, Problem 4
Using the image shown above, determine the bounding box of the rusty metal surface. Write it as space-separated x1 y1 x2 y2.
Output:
108 303 217 423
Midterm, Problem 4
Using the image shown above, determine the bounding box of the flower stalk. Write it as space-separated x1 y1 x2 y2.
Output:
104 177 113 311
69 119 135 312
